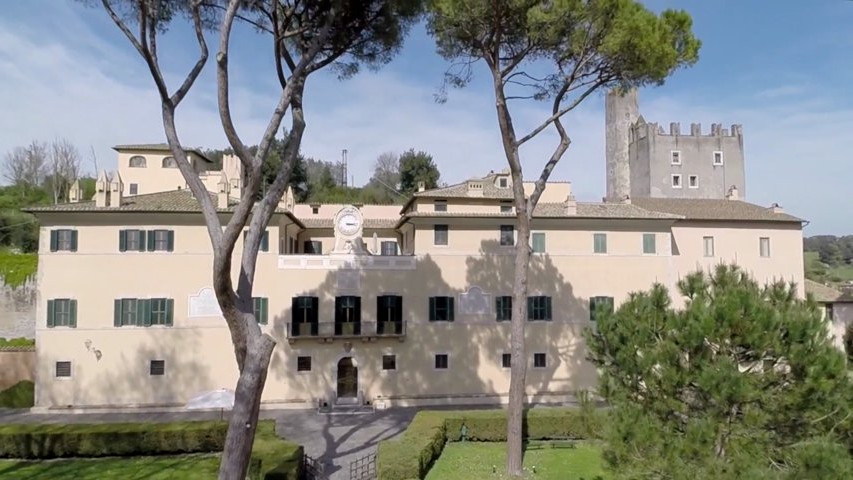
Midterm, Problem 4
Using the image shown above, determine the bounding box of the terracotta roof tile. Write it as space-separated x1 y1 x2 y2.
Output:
632 198 803 223
113 143 213 163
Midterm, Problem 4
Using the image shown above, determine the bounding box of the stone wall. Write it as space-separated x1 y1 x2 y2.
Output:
0 348 35 391
0 276 36 340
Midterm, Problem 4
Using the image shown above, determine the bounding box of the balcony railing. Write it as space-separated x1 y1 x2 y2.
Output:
286 320 406 340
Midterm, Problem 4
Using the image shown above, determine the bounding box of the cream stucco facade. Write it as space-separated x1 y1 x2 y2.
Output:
27 150 807 411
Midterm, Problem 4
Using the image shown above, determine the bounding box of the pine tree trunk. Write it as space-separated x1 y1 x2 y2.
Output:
218 334 276 480
506 212 531 477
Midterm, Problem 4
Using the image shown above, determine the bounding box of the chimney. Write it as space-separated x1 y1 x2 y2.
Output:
466 180 484 196
726 185 739 201
417 181 426 192
217 172 230 209
95 170 109 207
68 180 83 203
605 88 637 201
108 171 123 208
279 185 294 211
768 202 784 214
565 195 577 215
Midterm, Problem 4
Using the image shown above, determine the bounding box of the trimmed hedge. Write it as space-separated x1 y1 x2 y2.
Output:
377 408 605 480
0 421 227 459
0 380 34 408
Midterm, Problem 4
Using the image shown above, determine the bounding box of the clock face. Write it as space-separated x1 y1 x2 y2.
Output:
337 212 361 236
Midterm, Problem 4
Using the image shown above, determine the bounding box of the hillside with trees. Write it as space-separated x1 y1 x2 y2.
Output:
804 235 853 286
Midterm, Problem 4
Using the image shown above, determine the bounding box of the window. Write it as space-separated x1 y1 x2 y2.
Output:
760 237 771 258
429 296 455 322
297 356 312 372
243 230 270 252
382 354 397 371
434 200 447 212
688 175 699 189
826 304 835 321
671 151 681 165
671 174 682 188
253 297 269 325
49 229 77 252
119 230 145 252
55 361 71 378
162 156 178 168
495 296 512 322
533 353 546 368
532 232 546 253
500 201 512 214
501 353 512 368
434 225 448 246
377 295 403 334
149 360 165 376
311 206 319 215
304 240 322 254
140 229 174 252
713 151 723 165
129 155 147 168
703 236 715 257
589 296 614 323
291 296 319 336
500 225 514 246
499 177 508 188
434 354 449 370
46 299 77 328
381 241 398 256
527 296 552 321
129 183 139 195
643 233 656 254
114 298 174 327
335 296 361 335
593 233 607 254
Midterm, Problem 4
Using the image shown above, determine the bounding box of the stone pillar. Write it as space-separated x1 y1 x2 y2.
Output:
605 88 638 201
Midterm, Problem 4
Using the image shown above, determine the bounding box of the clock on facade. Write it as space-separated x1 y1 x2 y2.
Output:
337 213 361 236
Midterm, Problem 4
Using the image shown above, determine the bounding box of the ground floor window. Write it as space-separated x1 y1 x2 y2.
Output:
501 353 511 369
55 361 71 378
382 355 396 371
297 356 312 372
533 353 546 368
434 354 449 370
149 360 165 376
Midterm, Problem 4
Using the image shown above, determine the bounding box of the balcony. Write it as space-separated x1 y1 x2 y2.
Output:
286 320 406 343
277 254 416 270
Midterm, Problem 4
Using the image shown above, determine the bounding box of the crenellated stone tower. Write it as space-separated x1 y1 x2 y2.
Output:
606 88 746 200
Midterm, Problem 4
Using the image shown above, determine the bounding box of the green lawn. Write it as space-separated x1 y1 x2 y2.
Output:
0 453 221 480
0 380 34 408
425 441 608 480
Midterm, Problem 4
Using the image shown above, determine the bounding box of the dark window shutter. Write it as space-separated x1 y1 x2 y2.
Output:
395 296 403 322
546 297 553 320
527 297 534 319
335 296 343 323
165 299 174 326
429 297 436 321
140 299 152 327
119 230 127 252
167 230 175 251
377 297 386 323
291 297 299 322
310 297 319 323
448 297 455 321
260 298 268 325
49 231 58 252
147 231 156 251
261 231 269 252
70 231 78 252
354 297 361 323
47 300 55 328
114 299 122 327
138 230 146 252
69 299 77 328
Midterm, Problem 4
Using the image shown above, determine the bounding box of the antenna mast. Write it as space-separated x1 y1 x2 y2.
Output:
341 149 348 188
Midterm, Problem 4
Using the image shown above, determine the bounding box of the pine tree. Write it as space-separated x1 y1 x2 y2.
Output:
586 264 853 478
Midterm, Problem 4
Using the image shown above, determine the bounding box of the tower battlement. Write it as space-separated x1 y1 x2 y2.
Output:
631 121 743 140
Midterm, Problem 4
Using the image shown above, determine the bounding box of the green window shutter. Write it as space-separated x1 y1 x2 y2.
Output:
448 297 455 321
119 230 127 252
47 300 55 328
495 297 501 321
428 297 436 321
167 230 175 252
147 231 156 251
260 231 269 252
114 299 122 327
70 231 78 252
527 297 534 319
138 231 147 252
141 299 152 327
546 297 552 320
260 298 268 325
69 300 77 328
49 231 58 252
165 299 174 326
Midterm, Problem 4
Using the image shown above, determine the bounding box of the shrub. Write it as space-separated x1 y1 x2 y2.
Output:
0 380 34 408
0 337 35 348
377 407 604 480
0 421 227 459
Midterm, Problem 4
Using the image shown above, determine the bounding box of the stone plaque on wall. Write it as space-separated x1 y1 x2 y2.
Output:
459 286 491 315
188 288 222 317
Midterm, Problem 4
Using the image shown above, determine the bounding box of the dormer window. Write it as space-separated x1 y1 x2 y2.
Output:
498 177 508 188
129 155 147 168
434 199 447 212
162 156 178 168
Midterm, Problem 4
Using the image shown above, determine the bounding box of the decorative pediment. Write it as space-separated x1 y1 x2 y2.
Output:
459 286 492 315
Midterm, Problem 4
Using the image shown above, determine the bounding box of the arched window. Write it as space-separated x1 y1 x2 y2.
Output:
162 156 178 168
129 155 147 168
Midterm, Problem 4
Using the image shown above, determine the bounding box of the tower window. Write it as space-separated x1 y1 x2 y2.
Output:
713 151 724 165
670 151 681 165
688 175 699 189
671 174 682 188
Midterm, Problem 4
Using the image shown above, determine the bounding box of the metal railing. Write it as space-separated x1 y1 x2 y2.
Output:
286 320 406 339
349 452 376 480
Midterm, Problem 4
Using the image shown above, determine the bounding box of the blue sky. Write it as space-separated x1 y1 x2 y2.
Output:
1 1 851 234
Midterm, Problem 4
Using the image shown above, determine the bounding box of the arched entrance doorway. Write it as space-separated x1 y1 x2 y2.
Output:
337 357 358 400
